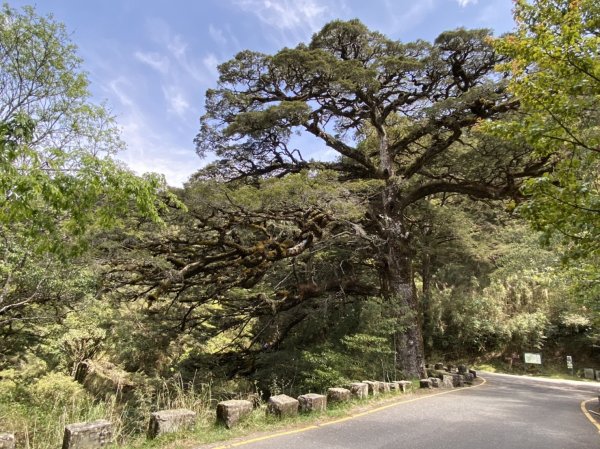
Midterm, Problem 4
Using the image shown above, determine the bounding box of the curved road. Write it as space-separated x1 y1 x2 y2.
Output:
210 373 600 449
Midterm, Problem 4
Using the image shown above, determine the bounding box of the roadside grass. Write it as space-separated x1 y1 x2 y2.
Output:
110 380 425 449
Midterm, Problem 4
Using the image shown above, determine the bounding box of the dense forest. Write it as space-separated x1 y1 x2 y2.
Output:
1 1 598 447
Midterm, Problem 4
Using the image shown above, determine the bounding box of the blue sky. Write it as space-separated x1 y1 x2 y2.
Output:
13 0 515 186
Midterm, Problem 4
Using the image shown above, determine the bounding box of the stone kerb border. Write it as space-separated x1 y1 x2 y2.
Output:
349 382 369 398
298 393 327 413
10 365 473 449
362 381 380 396
62 420 113 449
0 434 15 449
216 400 254 429
267 394 299 418
327 387 351 403
421 364 478 390
147 409 196 439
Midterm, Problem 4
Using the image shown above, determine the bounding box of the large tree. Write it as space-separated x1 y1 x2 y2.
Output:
194 21 556 377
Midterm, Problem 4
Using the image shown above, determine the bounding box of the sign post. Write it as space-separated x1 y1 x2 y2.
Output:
566 355 573 376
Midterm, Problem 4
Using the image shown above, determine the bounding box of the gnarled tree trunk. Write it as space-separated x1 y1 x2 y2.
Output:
380 234 427 379
377 183 427 379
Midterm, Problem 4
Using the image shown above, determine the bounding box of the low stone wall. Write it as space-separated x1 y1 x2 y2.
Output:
0 434 15 449
267 394 299 418
397 380 412 392
452 374 465 387
349 382 369 398
429 378 441 388
378 382 391 393
420 378 433 389
362 381 380 396
442 375 454 388
2 361 478 449
327 387 351 403
298 393 327 413
147 409 196 439
217 400 253 428
62 420 113 449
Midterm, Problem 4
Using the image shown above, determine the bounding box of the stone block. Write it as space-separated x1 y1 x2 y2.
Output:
362 381 380 396
447 364 455 373
419 378 433 389
584 368 595 380
458 365 469 374
378 382 391 393
469 369 477 378
327 387 351 403
349 382 369 399
0 434 15 449
297 393 326 413
428 369 447 379
434 363 445 370
595 370 600 381
389 382 400 392
463 373 474 385
397 380 412 392
442 375 454 388
452 374 464 388
147 409 196 439
216 400 253 428
267 394 299 418
62 420 113 449
429 377 441 388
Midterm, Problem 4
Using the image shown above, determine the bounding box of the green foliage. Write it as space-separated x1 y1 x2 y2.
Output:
0 4 180 354
299 348 352 393
4 9 600 449
30 372 87 406
0 3 176 255
491 0 600 286
0 363 116 449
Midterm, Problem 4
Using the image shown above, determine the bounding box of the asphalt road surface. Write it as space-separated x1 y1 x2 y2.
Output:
211 372 600 449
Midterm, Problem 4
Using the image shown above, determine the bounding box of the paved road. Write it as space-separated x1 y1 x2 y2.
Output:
212 373 600 449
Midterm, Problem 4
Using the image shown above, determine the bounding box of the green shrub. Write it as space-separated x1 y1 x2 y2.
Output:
29 372 86 407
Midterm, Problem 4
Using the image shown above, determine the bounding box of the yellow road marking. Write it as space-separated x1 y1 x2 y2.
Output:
580 398 600 433
211 376 488 449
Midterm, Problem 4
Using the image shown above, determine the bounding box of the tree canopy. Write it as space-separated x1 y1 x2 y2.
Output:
492 0 599 258
189 20 559 376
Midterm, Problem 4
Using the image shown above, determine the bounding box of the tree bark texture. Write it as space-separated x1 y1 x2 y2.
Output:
377 184 427 379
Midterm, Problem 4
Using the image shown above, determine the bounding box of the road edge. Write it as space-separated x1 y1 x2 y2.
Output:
580 398 600 433
209 377 488 449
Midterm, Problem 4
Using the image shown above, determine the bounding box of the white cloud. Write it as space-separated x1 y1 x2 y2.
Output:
103 76 200 187
162 85 191 118
456 0 478 7
114 103 200 187
233 0 327 31
167 34 187 59
107 77 134 107
134 51 170 74
209 24 227 45
145 18 216 85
